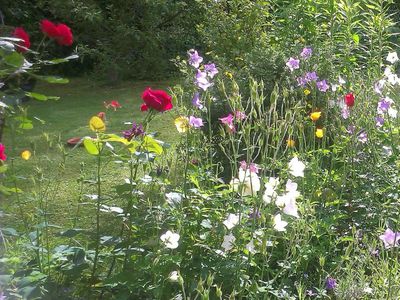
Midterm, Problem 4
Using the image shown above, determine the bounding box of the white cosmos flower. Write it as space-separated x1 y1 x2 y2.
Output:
223 213 239 230
221 233 236 251
288 157 305 177
387 52 399 64
165 192 183 206
273 214 288 232
160 230 180 249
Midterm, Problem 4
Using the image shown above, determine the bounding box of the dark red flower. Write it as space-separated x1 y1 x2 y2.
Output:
55 23 73 46
40 19 59 38
12 27 30 52
141 88 173 112
345 93 355 107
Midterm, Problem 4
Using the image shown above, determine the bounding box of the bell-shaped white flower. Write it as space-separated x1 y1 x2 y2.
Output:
231 169 261 196
288 157 305 177
387 52 399 64
223 213 239 230
263 177 280 204
221 233 236 251
273 214 288 232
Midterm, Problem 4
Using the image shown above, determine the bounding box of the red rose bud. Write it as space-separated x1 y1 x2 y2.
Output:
345 93 355 107
141 87 173 112
12 27 30 52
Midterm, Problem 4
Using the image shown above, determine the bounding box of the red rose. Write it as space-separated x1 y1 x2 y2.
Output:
141 88 173 112
55 23 73 46
345 93 355 107
40 19 59 38
12 27 30 52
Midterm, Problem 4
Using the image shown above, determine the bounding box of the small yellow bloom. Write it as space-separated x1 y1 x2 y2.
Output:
286 139 295 148
310 111 322 122
174 116 189 133
89 116 106 132
315 128 324 138
21 150 31 160
304 89 311 96
224 71 233 79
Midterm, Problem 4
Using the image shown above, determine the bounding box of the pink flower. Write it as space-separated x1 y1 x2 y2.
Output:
234 111 246 120
379 228 400 248
219 113 235 132
0 143 6 161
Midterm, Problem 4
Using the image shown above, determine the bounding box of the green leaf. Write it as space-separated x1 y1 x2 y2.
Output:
83 138 101 155
352 33 360 45
35 75 69 84
59 228 85 238
4 52 24 68
0 165 7 173
26 92 60 101
142 136 163 155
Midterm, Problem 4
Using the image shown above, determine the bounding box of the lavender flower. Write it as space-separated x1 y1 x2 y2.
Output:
374 79 385 95
297 77 307 87
300 47 312 59
192 92 203 109
325 277 337 290
195 70 213 91
189 116 204 128
248 209 261 219
375 116 384 127
316 80 329 92
357 131 368 143
188 49 203 68
123 123 145 141
379 228 400 248
204 63 218 78
305 71 318 82
347 125 356 134
286 57 300 72
341 106 350 119
377 97 392 113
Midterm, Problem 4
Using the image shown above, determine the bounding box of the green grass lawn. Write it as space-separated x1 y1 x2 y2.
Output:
1 78 179 230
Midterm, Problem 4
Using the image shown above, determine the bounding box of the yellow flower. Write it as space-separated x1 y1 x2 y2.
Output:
304 89 311 96
89 116 106 132
224 71 233 79
174 116 189 133
310 111 322 122
315 128 324 138
286 139 295 148
21 150 31 160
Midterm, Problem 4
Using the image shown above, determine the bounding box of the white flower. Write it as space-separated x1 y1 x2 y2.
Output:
221 233 236 251
387 73 399 85
231 169 261 196
382 146 393 156
386 52 399 64
282 197 299 218
246 240 256 254
288 157 305 177
388 107 397 118
338 76 346 85
263 177 280 204
384 67 393 77
169 271 179 282
160 230 180 249
165 192 183 206
273 214 288 232
223 213 239 230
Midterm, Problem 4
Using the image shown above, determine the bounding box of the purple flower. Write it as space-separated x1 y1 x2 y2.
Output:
375 116 384 127
379 228 400 248
325 277 337 290
188 49 203 68
195 70 213 91
341 106 350 119
297 77 307 87
305 71 318 82
357 131 368 143
316 80 329 92
189 116 204 128
374 79 385 95
192 92 203 109
347 125 356 134
286 57 300 72
0 292 6 300
248 209 261 219
204 63 218 78
377 97 392 113
300 47 312 59
123 123 145 141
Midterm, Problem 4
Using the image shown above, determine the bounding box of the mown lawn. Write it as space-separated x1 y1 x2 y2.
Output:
1 78 178 230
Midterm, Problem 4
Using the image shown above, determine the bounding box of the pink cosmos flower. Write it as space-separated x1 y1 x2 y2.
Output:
0 143 6 161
